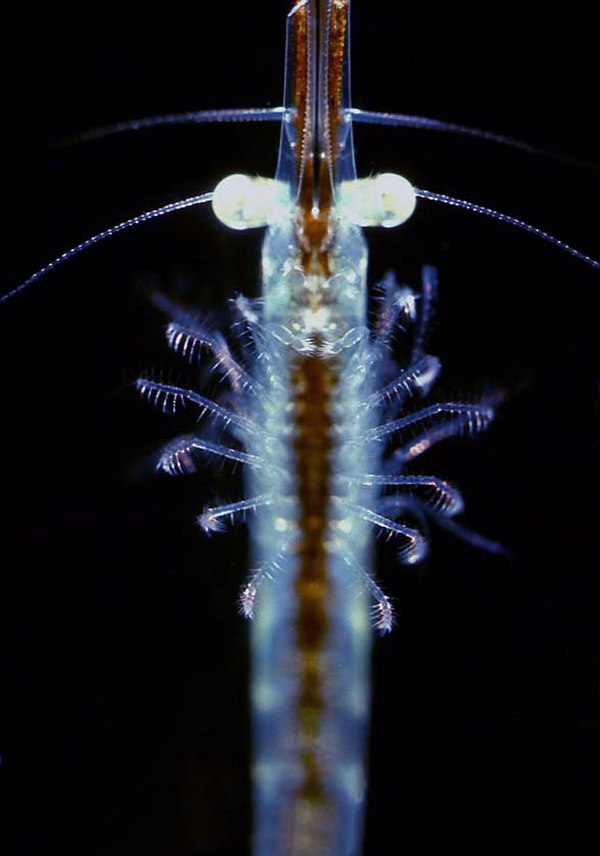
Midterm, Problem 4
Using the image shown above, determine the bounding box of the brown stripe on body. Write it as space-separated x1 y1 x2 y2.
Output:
290 0 314 216
289 1 351 273
281 1 351 849
288 349 338 851
318 0 349 213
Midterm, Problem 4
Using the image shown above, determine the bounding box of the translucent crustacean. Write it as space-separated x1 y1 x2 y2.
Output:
1 5 597 855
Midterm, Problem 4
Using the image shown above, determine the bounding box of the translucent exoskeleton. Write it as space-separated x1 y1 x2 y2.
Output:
1 5 598 855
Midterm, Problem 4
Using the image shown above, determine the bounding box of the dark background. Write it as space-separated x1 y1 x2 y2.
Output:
0 6 598 855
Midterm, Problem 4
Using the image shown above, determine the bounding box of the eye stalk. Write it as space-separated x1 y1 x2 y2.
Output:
338 173 417 228
212 171 417 233
212 174 291 230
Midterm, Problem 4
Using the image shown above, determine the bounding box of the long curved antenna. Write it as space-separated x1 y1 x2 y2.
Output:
350 108 599 169
57 108 285 147
415 187 600 270
58 105 598 170
0 192 213 304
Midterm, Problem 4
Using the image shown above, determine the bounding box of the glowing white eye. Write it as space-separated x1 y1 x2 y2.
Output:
338 172 417 228
212 174 290 230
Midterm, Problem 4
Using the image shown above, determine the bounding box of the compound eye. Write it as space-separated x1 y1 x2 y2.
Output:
338 172 417 228
212 174 290 230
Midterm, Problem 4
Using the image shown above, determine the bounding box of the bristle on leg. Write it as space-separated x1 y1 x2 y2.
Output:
137 377 257 435
197 494 275 535
239 547 290 619
359 474 464 516
335 499 428 565
158 434 265 475
340 549 394 634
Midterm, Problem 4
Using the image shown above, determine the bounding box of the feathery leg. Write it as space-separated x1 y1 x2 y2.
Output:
136 378 257 434
366 401 495 443
358 474 464 516
198 495 275 534
334 498 427 564
339 549 394 634
158 434 265 475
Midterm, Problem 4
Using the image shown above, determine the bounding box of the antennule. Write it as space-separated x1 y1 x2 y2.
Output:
0 193 213 305
415 188 600 270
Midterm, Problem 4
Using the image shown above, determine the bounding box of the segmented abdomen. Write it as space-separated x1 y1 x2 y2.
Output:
137 227 502 856
247 331 377 856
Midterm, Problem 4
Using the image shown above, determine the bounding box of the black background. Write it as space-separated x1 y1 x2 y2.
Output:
0 6 598 855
